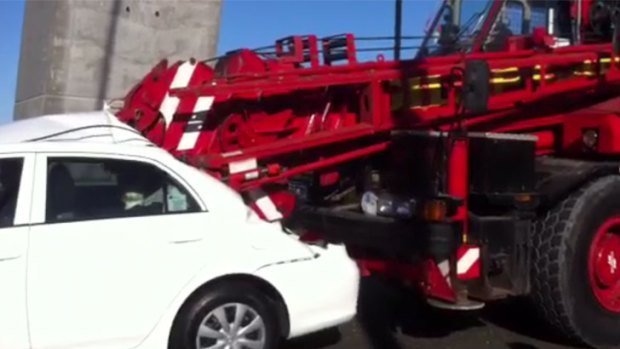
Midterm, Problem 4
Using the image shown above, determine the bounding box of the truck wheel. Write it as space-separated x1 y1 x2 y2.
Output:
531 175 620 349
168 281 280 349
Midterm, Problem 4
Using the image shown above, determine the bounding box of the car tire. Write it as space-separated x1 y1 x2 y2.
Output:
169 280 280 349
531 175 620 349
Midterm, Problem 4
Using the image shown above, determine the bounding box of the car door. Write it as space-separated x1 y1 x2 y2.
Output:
0 153 34 349
27 152 213 349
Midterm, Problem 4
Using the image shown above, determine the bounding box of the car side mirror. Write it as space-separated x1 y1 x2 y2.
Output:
462 59 490 115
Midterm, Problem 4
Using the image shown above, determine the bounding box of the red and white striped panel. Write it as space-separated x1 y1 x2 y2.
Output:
246 189 284 222
456 245 481 280
155 60 215 152
177 96 214 151
437 258 452 286
158 61 197 128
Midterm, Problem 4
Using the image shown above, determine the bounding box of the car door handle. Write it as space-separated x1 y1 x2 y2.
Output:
169 237 203 244
0 255 20 262
0 247 21 261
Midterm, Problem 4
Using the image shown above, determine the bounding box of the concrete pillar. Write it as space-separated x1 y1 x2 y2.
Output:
14 0 222 120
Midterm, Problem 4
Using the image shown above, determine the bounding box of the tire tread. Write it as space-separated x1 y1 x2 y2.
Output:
531 176 620 344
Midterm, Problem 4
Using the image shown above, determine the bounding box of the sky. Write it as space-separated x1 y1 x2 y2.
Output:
0 0 440 124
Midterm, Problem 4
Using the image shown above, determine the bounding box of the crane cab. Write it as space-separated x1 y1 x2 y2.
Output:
418 0 619 57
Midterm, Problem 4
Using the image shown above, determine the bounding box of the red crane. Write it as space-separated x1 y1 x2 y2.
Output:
115 1 620 347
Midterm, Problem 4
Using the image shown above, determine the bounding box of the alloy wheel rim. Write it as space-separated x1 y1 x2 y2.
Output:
195 302 266 349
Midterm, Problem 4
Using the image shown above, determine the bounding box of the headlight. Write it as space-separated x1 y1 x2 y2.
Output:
582 128 599 149
361 191 416 219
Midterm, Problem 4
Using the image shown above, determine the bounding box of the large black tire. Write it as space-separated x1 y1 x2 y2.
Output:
531 175 620 349
168 281 280 349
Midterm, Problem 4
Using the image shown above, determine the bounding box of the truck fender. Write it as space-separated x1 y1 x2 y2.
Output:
535 157 619 211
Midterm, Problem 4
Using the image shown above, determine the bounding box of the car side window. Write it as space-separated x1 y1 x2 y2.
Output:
45 157 200 223
0 158 24 228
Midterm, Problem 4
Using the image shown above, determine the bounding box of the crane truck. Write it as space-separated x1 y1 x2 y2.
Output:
109 0 620 347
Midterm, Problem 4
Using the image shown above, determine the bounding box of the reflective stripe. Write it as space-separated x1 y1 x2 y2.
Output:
457 248 480 275
159 61 198 128
177 96 215 151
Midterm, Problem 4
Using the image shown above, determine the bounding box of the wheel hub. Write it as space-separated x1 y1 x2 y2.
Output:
595 243 620 287
589 217 620 312
195 302 266 349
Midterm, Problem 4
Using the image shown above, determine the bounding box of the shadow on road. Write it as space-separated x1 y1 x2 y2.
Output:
507 342 542 349
281 275 585 349
283 327 343 349
479 298 584 348
355 274 486 349
354 275 583 349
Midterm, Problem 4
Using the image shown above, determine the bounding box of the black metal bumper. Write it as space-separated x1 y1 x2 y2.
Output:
285 205 460 258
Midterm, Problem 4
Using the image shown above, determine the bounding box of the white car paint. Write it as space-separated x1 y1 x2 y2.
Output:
0 152 35 349
0 111 360 349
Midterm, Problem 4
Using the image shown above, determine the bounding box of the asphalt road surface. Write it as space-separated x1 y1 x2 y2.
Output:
282 277 585 349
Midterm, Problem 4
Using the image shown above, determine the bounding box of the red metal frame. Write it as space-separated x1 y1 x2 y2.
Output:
120 43 620 184
356 258 457 302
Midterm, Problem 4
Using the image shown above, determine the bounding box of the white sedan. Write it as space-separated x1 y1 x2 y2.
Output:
0 111 360 349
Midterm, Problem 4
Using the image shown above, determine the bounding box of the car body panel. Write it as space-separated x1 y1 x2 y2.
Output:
0 153 35 349
255 244 360 339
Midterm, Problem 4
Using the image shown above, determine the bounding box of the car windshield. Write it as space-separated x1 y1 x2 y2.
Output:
418 0 495 57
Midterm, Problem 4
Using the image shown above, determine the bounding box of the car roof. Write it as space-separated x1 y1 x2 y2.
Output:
0 110 168 157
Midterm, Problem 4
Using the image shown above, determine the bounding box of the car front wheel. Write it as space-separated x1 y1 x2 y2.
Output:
169 281 280 349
